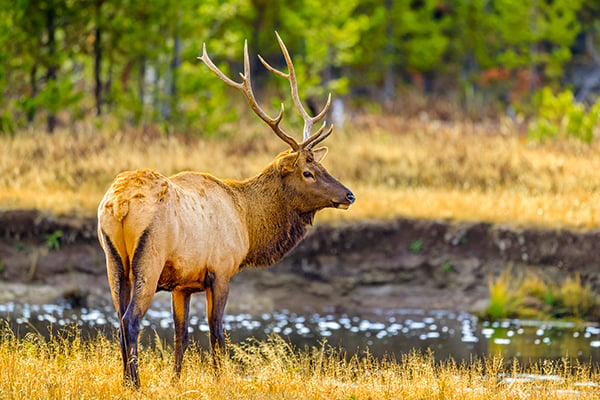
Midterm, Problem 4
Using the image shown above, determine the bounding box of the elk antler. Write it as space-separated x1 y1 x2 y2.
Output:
198 41 299 151
258 32 332 149
199 33 333 151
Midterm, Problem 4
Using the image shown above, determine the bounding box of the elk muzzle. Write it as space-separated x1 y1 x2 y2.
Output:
332 189 355 210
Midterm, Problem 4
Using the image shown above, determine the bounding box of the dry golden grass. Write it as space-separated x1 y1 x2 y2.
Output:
2 114 600 228
0 327 598 399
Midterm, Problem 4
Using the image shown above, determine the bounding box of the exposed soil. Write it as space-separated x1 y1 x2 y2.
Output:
1 209 599 315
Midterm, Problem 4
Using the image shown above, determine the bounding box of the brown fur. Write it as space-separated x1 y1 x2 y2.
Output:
230 157 315 267
97 148 354 387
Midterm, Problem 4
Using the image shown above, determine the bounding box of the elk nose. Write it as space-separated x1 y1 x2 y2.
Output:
346 191 356 204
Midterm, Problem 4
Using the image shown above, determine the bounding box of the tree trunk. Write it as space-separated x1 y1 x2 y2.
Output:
528 0 538 91
94 0 103 116
383 0 395 111
169 36 181 120
46 4 56 134
163 13 181 122
104 50 113 110
383 71 395 108
138 56 146 105
27 63 37 123
576 33 600 102
250 1 265 80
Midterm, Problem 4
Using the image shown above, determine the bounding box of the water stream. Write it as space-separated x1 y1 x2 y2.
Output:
2 301 600 365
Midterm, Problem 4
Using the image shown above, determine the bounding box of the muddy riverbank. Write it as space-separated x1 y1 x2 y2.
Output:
1 209 599 314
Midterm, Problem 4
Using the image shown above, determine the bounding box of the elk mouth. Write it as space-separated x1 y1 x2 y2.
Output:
332 201 351 210
332 191 355 210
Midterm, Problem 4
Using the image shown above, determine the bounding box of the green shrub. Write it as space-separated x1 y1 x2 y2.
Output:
556 274 597 319
528 87 600 143
484 268 599 321
485 268 522 320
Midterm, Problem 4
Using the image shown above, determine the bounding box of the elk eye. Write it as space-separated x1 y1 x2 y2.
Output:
303 171 314 179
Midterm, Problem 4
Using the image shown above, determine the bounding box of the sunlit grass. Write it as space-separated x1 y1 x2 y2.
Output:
0 326 598 399
2 114 600 228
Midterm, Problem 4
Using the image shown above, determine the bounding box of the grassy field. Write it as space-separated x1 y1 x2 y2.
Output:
2 115 600 396
0 327 598 399
2 114 600 228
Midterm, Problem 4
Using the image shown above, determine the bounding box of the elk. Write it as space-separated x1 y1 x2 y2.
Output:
97 33 354 387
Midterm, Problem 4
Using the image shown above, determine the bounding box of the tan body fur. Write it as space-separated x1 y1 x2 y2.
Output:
99 169 248 294
98 150 353 387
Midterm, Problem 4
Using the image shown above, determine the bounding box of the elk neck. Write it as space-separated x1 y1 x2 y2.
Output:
227 164 314 267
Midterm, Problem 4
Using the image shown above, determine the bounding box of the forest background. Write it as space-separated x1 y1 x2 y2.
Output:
0 0 599 136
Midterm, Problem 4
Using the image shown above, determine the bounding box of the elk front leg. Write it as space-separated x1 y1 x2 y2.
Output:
172 289 191 378
205 272 230 367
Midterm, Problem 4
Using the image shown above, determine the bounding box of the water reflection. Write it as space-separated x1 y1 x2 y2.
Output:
484 319 600 362
2 301 600 364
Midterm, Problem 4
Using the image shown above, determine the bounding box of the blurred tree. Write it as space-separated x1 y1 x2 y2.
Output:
397 0 452 76
446 0 494 106
273 0 369 121
353 0 451 102
93 0 104 116
169 0 252 135
9 0 84 132
0 0 17 133
575 0 600 101
0 0 597 134
9 0 45 125
492 0 582 92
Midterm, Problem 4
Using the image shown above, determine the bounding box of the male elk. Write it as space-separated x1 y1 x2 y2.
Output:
97 33 354 387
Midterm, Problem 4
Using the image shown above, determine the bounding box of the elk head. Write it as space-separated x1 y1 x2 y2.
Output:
199 32 355 213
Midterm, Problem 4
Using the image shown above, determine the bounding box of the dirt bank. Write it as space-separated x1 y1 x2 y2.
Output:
1 209 599 314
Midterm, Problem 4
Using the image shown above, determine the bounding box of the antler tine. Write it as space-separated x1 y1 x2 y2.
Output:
243 40 251 81
306 124 334 149
258 53 288 79
269 32 332 144
301 120 334 149
198 43 243 89
199 41 299 151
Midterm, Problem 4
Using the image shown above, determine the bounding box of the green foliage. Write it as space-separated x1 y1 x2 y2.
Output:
441 262 453 273
409 239 423 253
451 0 495 69
0 109 14 136
484 268 599 321
558 274 597 318
45 231 62 251
492 0 582 78
33 78 84 120
178 62 238 136
0 0 597 132
14 242 28 252
397 0 451 72
528 87 600 143
486 268 523 320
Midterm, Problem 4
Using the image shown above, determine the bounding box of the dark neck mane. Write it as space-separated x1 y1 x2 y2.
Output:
229 166 314 267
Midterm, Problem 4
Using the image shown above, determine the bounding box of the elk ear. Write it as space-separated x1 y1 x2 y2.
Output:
276 152 299 175
312 147 328 162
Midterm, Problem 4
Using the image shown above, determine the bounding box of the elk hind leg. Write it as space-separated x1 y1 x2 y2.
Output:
172 289 191 378
100 231 131 380
121 230 162 388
